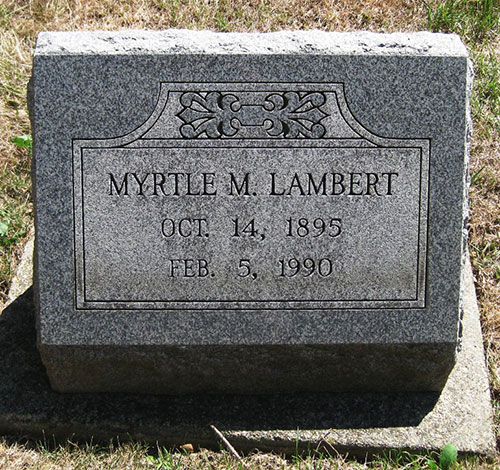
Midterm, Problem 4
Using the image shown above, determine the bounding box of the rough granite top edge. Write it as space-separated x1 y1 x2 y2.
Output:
34 29 468 56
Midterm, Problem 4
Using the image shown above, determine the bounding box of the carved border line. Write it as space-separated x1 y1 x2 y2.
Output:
72 82 430 311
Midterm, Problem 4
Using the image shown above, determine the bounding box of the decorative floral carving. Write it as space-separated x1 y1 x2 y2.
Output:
177 92 241 138
262 92 327 138
177 91 327 138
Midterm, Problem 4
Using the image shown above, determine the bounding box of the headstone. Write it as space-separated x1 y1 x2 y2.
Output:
30 30 471 394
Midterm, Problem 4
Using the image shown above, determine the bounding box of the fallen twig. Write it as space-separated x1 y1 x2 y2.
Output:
210 424 247 468
316 431 348 462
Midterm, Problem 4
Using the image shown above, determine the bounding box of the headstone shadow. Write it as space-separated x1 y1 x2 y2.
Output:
0 288 439 442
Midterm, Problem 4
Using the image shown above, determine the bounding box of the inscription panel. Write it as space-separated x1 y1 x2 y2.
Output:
73 83 429 310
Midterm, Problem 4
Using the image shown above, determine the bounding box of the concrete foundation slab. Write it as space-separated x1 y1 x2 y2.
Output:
0 239 495 457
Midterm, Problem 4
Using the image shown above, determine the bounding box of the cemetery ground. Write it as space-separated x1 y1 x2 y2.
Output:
0 0 499 468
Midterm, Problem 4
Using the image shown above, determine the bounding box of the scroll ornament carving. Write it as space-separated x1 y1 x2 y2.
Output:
177 91 328 138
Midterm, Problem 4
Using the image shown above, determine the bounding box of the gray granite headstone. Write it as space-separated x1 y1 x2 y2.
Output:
31 30 471 394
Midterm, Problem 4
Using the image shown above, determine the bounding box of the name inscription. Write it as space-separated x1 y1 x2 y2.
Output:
73 83 429 310
108 171 398 198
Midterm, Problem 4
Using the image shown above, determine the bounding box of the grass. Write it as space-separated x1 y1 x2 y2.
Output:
425 0 499 41
0 439 492 470
0 0 499 468
0 23 32 304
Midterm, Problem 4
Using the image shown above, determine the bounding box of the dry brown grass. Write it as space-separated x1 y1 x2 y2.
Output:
0 439 357 470
0 438 496 469
0 27 32 303
2 0 427 35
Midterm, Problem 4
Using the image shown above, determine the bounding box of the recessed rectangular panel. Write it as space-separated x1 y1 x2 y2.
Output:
72 84 429 311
